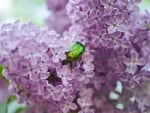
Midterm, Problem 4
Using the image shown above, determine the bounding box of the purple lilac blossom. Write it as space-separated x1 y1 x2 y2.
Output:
66 0 143 49
0 0 150 113
45 0 71 34
0 21 95 113
66 0 150 112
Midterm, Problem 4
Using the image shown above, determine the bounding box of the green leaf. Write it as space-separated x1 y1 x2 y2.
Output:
15 107 25 113
7 100 26 113
7 95 17 104
0 102 7 113
0 65 10 85
0 65 3 77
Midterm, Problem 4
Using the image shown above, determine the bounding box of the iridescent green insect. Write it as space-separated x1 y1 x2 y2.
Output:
62 41 85 65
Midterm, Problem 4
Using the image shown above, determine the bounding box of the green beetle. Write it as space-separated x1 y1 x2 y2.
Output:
62 41 85 65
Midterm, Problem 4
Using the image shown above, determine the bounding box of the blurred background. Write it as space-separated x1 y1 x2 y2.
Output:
0 0 49 27
0 0 149 27
140 0 150 12
0 0 150 113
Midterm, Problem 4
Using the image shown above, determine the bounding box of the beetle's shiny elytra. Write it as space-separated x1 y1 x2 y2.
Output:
62 42 85 65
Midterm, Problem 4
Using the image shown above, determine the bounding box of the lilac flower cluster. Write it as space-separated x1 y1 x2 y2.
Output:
45 0 71 34
0 0 150 113
65 0 150 112
0 20 94 113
